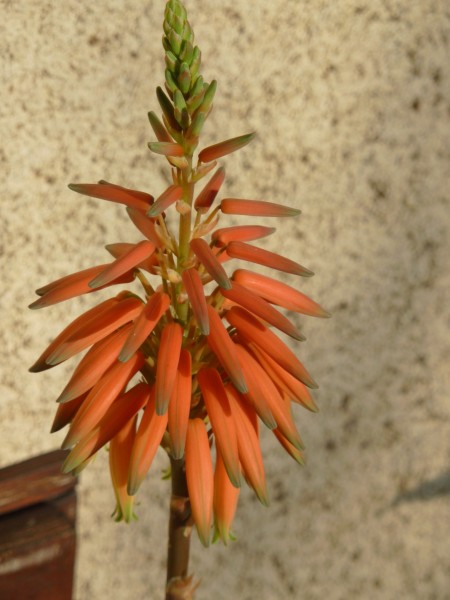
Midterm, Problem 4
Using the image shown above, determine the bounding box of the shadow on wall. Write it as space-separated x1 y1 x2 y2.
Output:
391 470 450 506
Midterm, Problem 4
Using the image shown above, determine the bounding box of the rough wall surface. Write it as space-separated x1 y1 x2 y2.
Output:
1 1 449 599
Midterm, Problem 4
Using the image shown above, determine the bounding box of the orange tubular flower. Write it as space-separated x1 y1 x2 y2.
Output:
30 0 328 563
168 349 192 459
110 415 139 523
213 448 240 545
194 167 225 212
185 418 214 547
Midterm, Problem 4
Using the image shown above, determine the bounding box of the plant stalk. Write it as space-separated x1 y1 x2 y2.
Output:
165 457 194 600
176 157 194 323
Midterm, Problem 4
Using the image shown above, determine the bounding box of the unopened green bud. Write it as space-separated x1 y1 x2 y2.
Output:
178 62 191 95
174 90 189 129
148 111 172 143
157 86 181 132
170 0 186 20
188 111 206 138
180 40 194 64
165 69 178 96
198 80 217 114
171 13 184 36
163 18 171 37
190 75 204 98
186 78 205 113
162 35 171 53
182 21 194 43
190 46 201 80
169 28 182 55
174 89 187 113
165 50 177 73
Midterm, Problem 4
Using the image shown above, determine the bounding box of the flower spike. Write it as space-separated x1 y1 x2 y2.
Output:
30 0 327 566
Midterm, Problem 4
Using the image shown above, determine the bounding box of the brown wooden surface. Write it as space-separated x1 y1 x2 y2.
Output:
0 450 77 600
0 449 75 517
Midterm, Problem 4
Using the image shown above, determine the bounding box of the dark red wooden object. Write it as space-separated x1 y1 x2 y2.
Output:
0 450 77 600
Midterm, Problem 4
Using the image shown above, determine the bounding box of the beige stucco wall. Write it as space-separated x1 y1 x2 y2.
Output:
1 1 449 598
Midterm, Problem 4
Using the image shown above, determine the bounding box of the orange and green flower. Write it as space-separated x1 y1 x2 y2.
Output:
30 0 328 550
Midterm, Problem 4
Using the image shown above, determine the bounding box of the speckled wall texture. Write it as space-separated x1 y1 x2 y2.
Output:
1 1 449 599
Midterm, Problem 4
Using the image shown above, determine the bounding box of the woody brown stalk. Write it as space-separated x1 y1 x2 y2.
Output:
166 457 194 600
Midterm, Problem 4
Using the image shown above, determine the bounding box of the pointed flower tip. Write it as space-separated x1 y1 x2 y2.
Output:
55 392 70 404
148 141 184 157
198 533 211 548
126 478 140 497
236 380 248 394
293 331 307 342
117 349 132 363
61 456 76 474
28 298 44 310
257 488 270 507
155 400 170 417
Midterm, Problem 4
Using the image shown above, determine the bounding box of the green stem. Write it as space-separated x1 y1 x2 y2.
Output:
178 159 194 267
176 157 194 323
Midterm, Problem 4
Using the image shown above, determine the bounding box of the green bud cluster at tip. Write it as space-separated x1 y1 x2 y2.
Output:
157 0 217 150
